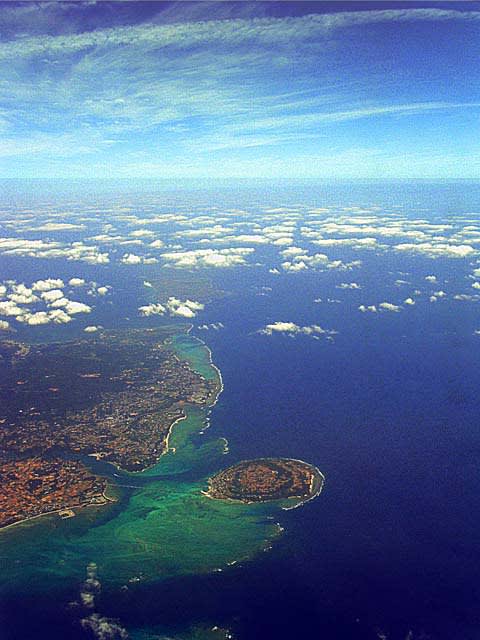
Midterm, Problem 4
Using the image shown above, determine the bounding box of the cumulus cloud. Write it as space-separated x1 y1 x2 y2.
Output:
454 293 480 301
16 311 51 325
149 239 165 248
69 277 86 287
358 304 378 313
337 282 361 289
63 300 92 314
130 229 154 237
138 303 166 316
121 253 157 264
280 248 361 272
121 253 142 265
8 284 39 304
166 297 205 318
425 275 437 282
41 288 65 303
78 562 129 639
394 242 475 258
0 320 10 330
404 297 416 305
379 302 402 312
32 278 65 291
161 247 254 268
197 322 224 331
0 239 109 264
48 309 72 324
31 222 85 232
84 325 101 333
0 300 24 316
257 321 337 339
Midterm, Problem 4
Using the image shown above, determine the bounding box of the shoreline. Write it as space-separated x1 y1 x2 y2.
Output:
0 486 117 534
121 331 225 474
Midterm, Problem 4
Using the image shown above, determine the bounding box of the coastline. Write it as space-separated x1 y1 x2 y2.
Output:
120 331 225 475
202 458 325 507
0 485 117 534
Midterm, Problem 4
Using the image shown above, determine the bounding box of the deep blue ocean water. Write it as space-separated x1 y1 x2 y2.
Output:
1 181 480 639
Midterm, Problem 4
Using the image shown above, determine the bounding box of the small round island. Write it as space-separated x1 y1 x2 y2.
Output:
205 457 324 505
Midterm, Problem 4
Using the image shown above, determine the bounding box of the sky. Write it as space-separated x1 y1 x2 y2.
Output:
1 1 480 182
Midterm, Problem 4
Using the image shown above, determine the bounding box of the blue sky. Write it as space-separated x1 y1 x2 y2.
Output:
1 1 480 181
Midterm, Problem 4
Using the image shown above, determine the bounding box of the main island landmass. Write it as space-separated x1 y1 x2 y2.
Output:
0 326 221 529
0 326 324 535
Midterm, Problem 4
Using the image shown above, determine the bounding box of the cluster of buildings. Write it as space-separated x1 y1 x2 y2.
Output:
0 329 218 526
0 457 107 528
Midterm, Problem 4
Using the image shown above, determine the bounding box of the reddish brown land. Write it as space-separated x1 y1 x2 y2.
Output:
206 458 323 503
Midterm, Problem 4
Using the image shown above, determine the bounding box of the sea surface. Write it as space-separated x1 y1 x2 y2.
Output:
1 181 480 640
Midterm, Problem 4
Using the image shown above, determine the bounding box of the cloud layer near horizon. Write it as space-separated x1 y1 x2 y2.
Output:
1 3 479 180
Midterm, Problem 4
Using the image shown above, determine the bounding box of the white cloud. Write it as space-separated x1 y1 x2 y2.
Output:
394 242 475 258
166 297 205 318
138 303 166 317
48 309 72 324
0 239 110 264
121 253 142 265
8 285 39 304
358 304 378 313
16 311 51 325
337 282 361 290
0 320 10 330
63 300 92 314
258 321 337 339
0 300 24 316
69 277 86 287
161 247 254 268
84 325 101 333
379 302 402 312
197 322 224 331
41 288 65 303
454 293 480 301
425 275 437 282
49 298 92 314
121 253 157 265
130 229 155 237
96 286 109 296
404 297 416 305
32 278 65 291
31 222 85 232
